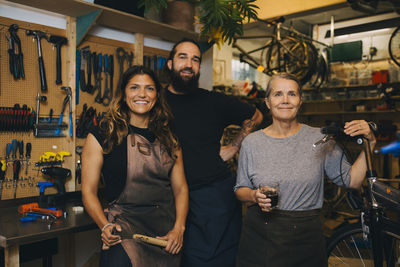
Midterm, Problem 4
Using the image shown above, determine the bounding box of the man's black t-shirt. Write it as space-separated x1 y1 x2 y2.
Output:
165 87 256 188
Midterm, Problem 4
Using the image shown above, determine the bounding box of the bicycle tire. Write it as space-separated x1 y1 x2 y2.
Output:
327 222 400 266
263 36 317 84
389 26 400 67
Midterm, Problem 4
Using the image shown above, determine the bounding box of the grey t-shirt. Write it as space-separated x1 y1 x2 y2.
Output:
235 124 352 211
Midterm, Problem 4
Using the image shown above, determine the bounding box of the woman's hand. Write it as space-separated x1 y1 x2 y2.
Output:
101 223 122 250
344 120 376 144
254 188 272 212
157 226 185 254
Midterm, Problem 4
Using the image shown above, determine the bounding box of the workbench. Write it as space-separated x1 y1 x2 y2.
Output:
0 197 97 267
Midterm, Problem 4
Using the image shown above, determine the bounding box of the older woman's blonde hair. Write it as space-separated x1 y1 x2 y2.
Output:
265 73 302 98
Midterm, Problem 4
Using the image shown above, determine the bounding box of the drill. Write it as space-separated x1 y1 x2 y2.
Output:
41 167 70 196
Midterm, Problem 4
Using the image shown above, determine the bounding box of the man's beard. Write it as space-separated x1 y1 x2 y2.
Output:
169 66 200 94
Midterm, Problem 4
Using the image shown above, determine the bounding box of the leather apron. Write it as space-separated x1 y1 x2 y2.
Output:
106 133 181 266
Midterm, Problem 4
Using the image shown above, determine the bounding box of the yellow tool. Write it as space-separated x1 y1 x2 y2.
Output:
56 151 71 161
40 152 57 162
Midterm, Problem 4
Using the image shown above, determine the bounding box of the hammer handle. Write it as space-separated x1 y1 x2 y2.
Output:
38 56 48 92
56 44 62 84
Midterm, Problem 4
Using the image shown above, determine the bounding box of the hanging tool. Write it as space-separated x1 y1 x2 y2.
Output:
94 53 103 104
79 46 90 93
75 146 82 184
116 47 133 86
56 87 73 137
85 50 94 93
13 160 21 198
11 139 17 160
18 140 24 168
48 35 68 84
56 151 71 161
41 167 71 196
102 54 112 106
25 142 31 175
5 143 11 163
34 93 46 136
7 24 25 80
0 160 6 199
26 29 49 92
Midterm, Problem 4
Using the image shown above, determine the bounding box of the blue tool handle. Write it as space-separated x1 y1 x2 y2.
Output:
98 54 102 71
37 181 54 193
20 216 37 222
6 143 11 159
55 114 64 135
104 54 108 70
11 139 17 159
69 113 73 137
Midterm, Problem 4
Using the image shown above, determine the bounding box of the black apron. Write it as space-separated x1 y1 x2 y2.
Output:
236 206 327 267
106 133 181 267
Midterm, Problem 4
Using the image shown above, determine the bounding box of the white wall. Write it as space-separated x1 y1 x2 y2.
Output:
313 12 399 60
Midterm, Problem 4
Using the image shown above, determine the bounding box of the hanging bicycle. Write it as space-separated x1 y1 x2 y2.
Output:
232 17 329 87
389 25 400 68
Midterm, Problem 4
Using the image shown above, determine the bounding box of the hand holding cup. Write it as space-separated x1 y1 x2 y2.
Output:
257 184 279 212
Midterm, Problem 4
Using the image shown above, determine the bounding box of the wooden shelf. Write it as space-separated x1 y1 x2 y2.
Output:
303 96 400 104
299 110 397 116
7 0 201 42
303 82 400 92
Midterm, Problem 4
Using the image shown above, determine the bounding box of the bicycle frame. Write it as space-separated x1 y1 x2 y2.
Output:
350 136 399 267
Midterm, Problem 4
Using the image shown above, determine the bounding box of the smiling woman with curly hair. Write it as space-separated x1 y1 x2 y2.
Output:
82 65 189 267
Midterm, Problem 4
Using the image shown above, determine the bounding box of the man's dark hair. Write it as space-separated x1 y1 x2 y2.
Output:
169 38 202 63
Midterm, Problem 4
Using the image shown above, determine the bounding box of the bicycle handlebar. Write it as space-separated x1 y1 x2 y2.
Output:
380 140 400 157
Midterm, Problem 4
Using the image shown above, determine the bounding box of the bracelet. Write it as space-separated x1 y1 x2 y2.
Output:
101 223 114 232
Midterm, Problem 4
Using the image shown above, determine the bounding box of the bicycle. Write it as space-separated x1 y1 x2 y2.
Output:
389 25 400 68
232 17 328 87
326 132 400 267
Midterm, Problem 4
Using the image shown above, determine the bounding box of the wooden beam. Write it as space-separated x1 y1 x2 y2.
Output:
66 16 77 192
134 33 144 65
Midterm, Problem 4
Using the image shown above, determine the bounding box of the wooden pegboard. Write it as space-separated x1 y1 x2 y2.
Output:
0 15 170 199
0 17 73 200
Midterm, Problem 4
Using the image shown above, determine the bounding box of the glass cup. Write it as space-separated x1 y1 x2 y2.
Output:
259 184 279 210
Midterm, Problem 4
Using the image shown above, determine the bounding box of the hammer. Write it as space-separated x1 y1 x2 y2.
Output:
49 35 68 85
26 30 49 92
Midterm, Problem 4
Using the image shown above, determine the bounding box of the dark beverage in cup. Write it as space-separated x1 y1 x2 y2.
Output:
266 191 279 208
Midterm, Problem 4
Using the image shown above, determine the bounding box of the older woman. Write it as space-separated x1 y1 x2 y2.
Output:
234 73 375 267
82 66 188 267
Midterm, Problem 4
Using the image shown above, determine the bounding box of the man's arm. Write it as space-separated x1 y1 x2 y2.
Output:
220 108 263 161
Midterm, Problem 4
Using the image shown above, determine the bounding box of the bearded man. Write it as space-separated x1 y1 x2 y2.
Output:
165 38 263 267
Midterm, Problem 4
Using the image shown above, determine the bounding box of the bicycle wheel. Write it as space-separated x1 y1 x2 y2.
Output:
264 36 317 84
389 26 400 67
327 222 400 266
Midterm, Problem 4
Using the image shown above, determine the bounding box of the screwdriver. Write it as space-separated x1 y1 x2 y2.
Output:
25 143 31 175
11 139 17 160
13 160 21 198
6 143 11 163
18 140 24 167
0 159 6 199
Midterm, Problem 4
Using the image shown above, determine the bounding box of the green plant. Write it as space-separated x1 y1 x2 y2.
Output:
138 0 259 44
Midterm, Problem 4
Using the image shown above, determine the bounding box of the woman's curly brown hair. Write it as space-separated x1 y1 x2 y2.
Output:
99 65 178 157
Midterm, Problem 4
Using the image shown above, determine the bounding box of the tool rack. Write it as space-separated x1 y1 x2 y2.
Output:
0 2 181 200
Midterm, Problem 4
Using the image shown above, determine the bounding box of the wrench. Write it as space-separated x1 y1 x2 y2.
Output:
94 54 103 104
102 55 112 106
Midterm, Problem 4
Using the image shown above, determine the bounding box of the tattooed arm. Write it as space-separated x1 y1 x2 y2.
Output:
220 109 263 161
